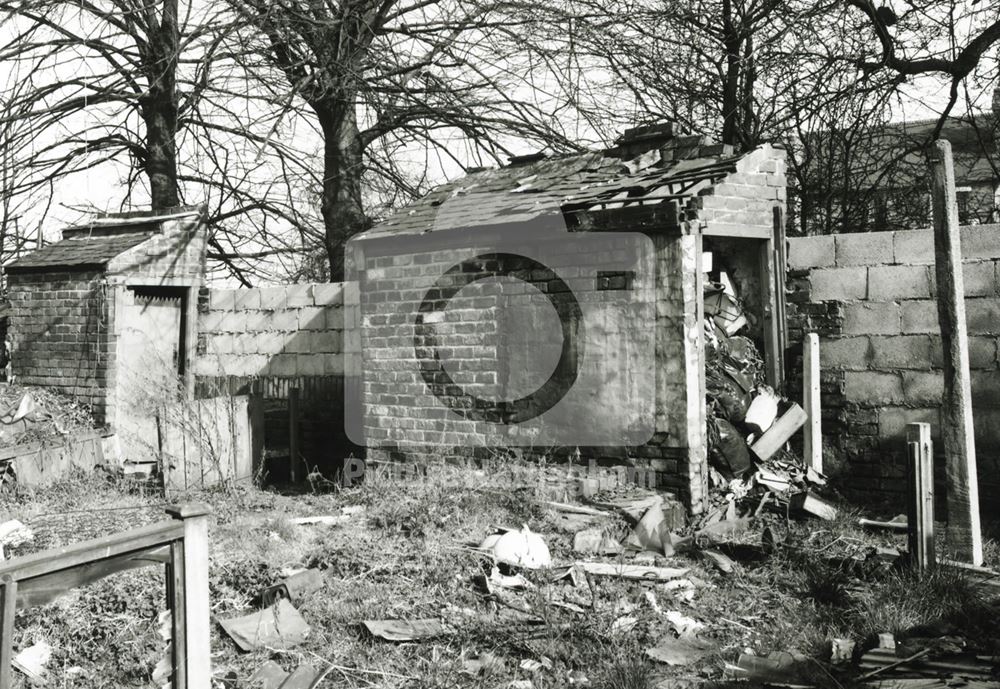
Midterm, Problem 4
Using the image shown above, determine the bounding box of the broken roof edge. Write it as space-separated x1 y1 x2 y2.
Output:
61 204 206 239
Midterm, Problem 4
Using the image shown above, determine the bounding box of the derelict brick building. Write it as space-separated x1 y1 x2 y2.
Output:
348 125 788 512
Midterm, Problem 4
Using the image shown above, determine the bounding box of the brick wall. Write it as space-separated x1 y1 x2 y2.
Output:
787 225 1000 505
7 270 115 422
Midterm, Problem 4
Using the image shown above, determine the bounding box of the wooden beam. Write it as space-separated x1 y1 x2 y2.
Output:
929 139 983 566
249 379 265 482
803 333 822 474
289 386 301 483
772 206 788 377
758 239 782 388
906 422 935 572
168 540 187 689
750 403 808 461
0 520 184 582
0 576 15 689
166 504 212 688
15 546 170 609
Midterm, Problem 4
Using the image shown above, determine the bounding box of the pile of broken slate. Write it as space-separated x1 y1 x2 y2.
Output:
703 281 835 525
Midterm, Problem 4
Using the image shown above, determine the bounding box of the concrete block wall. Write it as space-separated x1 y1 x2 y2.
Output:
787 225 1000 504
194 283 344 379
7 270 115 422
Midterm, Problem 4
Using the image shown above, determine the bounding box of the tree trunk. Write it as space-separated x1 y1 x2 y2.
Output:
141 0 180 210
317 99 367 282
720 0 741 147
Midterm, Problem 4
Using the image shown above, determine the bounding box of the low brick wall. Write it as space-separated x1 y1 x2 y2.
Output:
787 225 1000 506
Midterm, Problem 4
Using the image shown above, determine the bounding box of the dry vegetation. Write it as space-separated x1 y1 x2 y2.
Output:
0 464 997 688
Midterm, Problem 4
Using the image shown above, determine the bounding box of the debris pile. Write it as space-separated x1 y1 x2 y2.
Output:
703 274 834 523
0 385 96 448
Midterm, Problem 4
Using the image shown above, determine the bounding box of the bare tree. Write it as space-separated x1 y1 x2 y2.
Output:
225 0 586 280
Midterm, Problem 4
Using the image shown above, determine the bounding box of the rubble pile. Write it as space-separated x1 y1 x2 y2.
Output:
703 276 834 524
0 384 96 448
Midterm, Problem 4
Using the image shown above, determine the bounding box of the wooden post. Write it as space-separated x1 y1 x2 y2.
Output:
803 333 822 474
906 423 935 572
758 238 782 388
289 386 300 483
165 504 212 689
929 139 983 566
248 379 265 482
0 575 16 689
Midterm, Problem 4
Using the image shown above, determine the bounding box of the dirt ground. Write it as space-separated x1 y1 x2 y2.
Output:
1 464 998 689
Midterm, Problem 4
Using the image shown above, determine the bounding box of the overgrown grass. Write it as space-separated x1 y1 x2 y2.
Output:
1 464 997 688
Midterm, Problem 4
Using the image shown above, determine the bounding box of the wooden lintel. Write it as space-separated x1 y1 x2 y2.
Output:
701 223 772 239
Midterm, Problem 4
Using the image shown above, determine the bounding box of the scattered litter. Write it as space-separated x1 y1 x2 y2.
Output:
790 491 838 520
727 651 810 685
859 515 908 532
247 660 288 689
665 610 705 637
363 618 448 642
645 634 716 666
573 528 622 555
550 565 586 587
12 640 51 680
0 519 32 551
480 525 551 569
575 561 688 581
611 615 639 634
644 590 662 613
289 515 348 526
277 663 327 688
591 491 663 523
462 652 503 676
260 568 324 607
695 518 749 544
219 599 311 651
661 578 697 602
831 638 856 663
545 501 609 517
624 502 674 555
520 657 552 673
744 387 780 433
709 418 753 477
476 566 534 592
859 636 994 679
701 548 736 573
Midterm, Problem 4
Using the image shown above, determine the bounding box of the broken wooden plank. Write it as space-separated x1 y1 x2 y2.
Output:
750 404 808 461
790 492 838 521
859 517 908 532
544 501 610 517
363 619 448 642
574 562 688 581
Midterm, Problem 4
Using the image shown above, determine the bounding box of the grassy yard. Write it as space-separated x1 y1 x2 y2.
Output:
1 464 997 688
